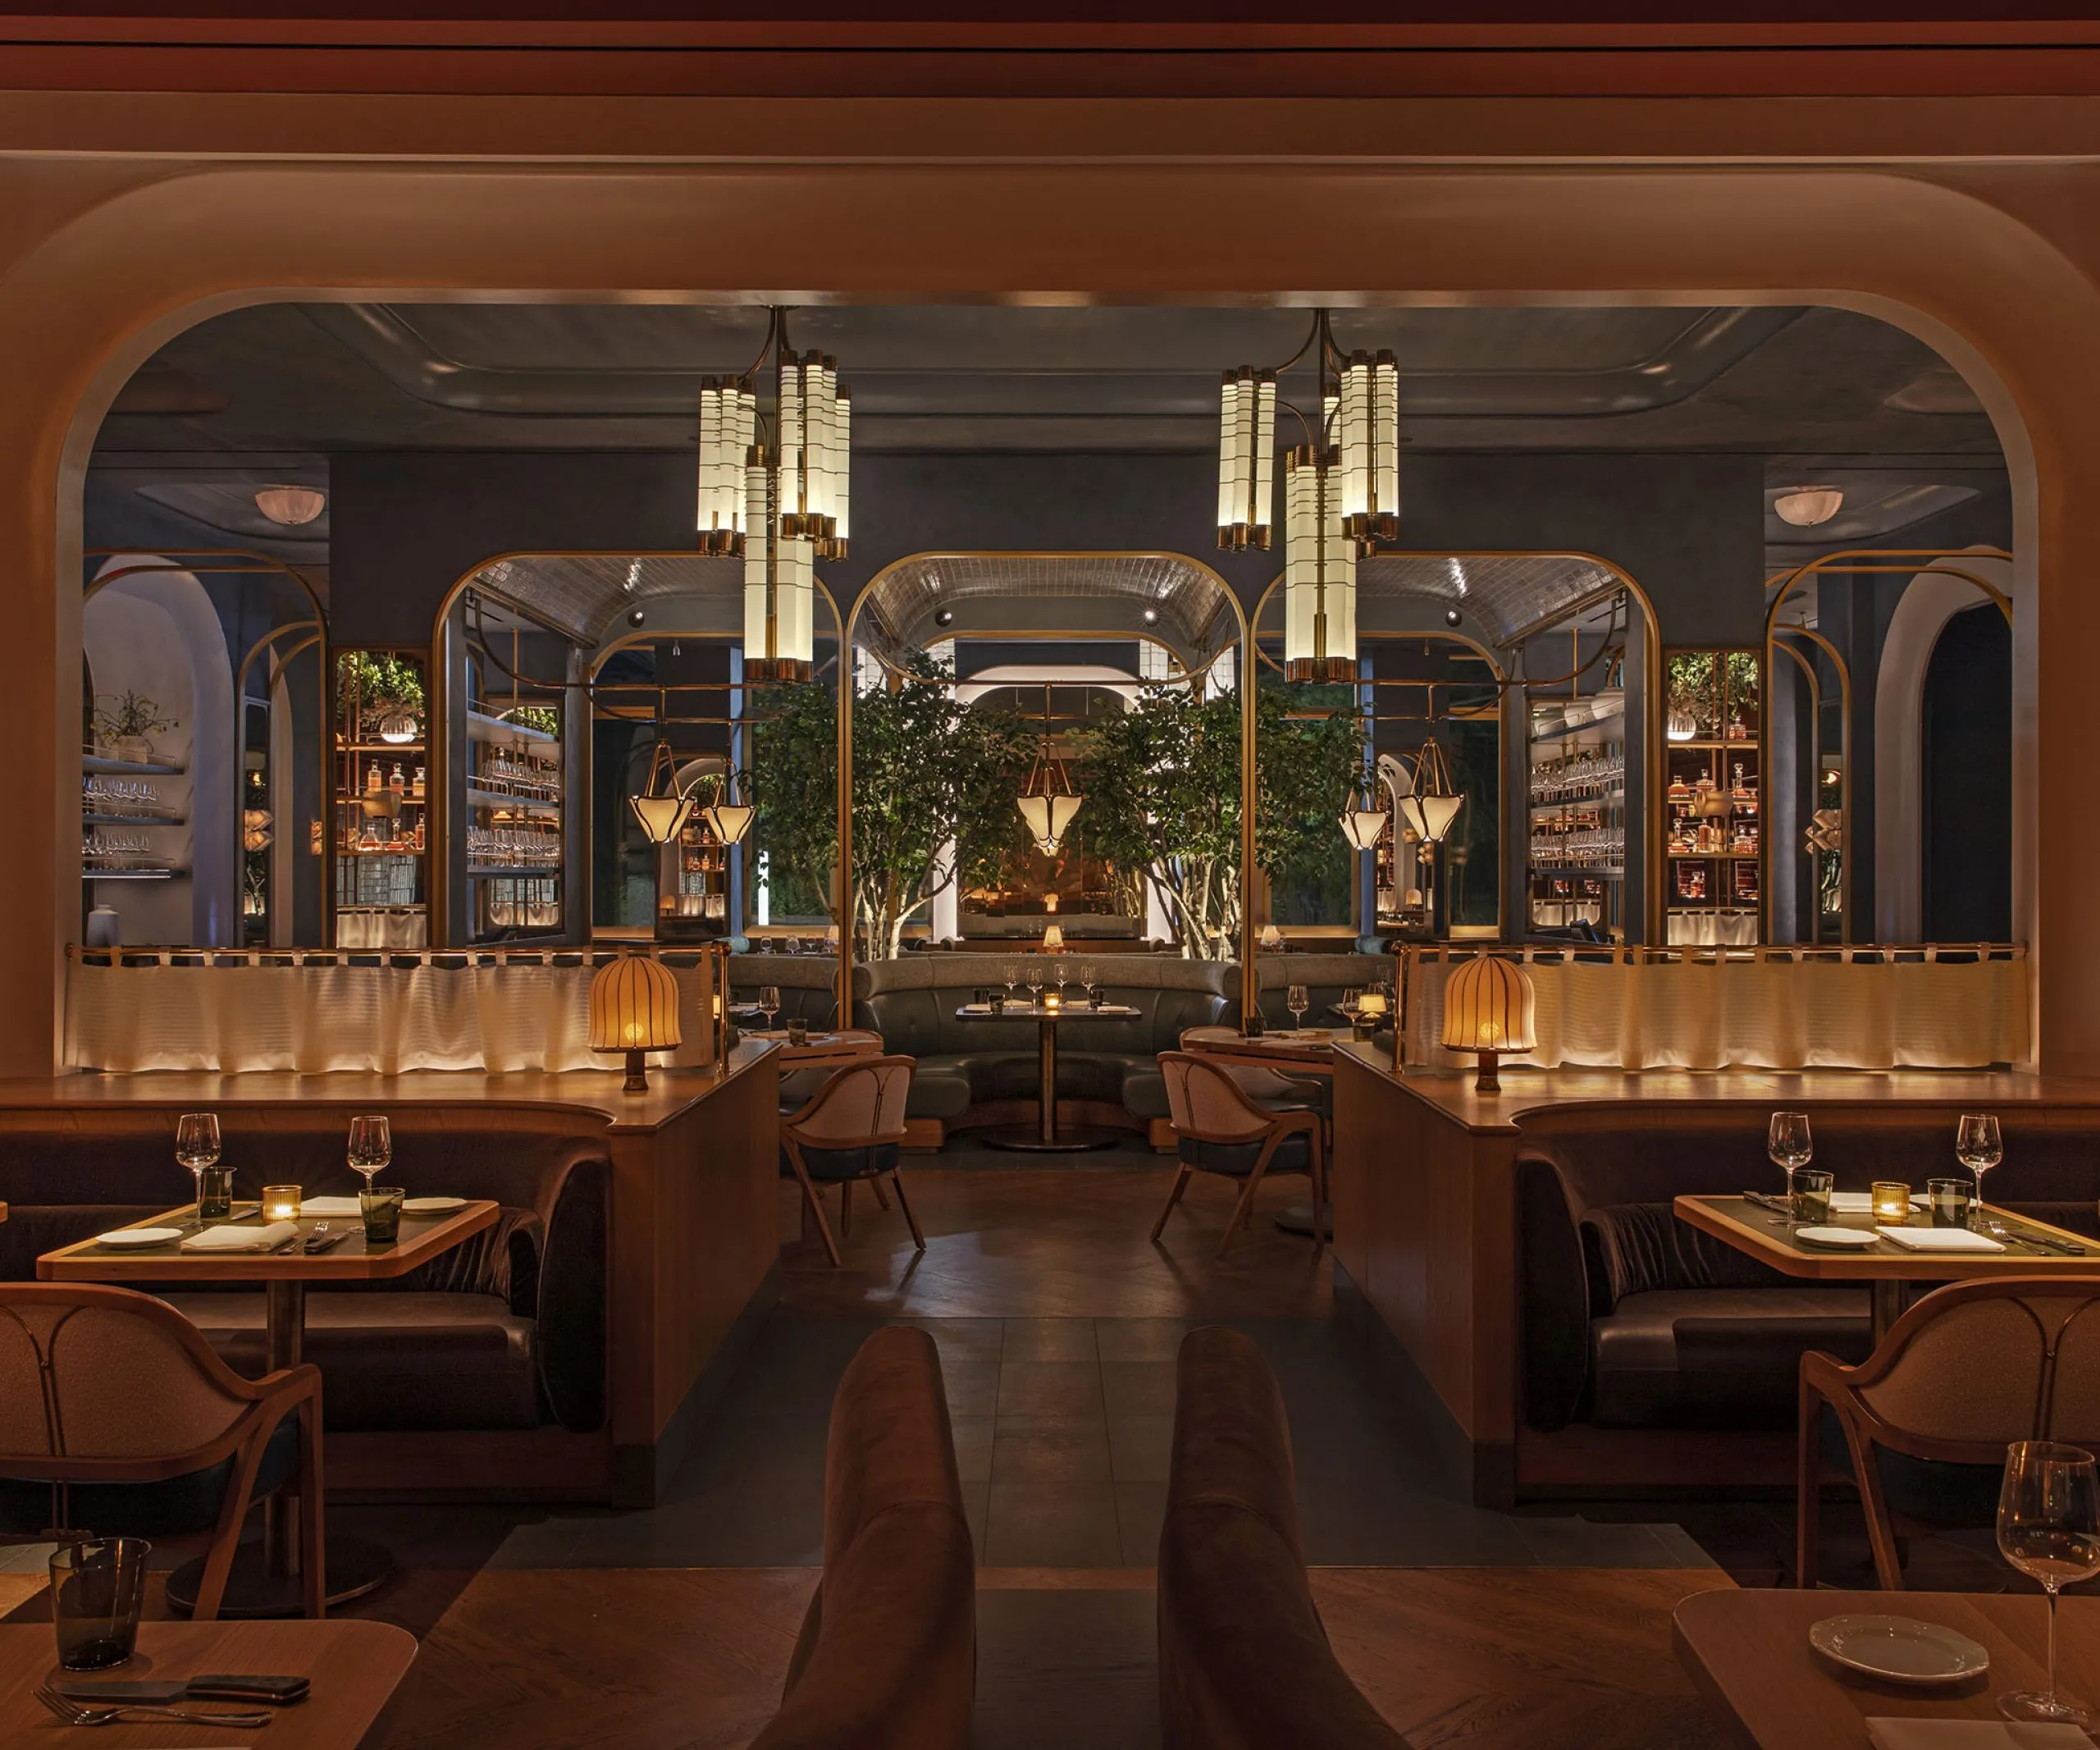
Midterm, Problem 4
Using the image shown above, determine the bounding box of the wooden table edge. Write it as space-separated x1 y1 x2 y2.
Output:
34 1198 499 1282
1673 1195 2100 1280
1669 1600 1762 1750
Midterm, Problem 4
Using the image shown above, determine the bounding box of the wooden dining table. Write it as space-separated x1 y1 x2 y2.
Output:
1675 1586 2100 1748
955 999 1141 1151
39 1196 497 1617
1675 1194 2100 1341
0 1619 416 1748
1180 1025 1354 1236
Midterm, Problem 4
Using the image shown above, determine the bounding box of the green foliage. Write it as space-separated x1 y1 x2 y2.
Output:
1074 680 1369 957
500 704 559 738
750 659 1034 957
748 677 838 925
337 651 425 727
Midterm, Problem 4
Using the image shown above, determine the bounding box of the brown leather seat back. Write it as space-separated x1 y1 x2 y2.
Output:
751 1325 975 1750
1158 1327 1411 1750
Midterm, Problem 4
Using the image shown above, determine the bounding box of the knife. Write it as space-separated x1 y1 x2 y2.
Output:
61 1674 311 1705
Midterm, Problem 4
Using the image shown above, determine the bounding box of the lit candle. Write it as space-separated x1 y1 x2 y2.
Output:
1043 989 1061 1012
262 1185 302 1222
1871 1181 1911 1226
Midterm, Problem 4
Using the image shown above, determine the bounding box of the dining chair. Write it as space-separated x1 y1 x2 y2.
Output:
0 1282 325 1620
1798 1275 2100 1590
783 1054 921 1268
1152 1051 1326 1260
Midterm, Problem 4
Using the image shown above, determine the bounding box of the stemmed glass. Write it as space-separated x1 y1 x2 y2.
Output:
347 1115 391 1195
1025 963 1045 1007
1958 1113 2003 1222
759 985 782 1033
1768 1112 1813 1213
175 1113 220 1221
1002 962 1020 1003
1078 962 1098 1006
1996 1440 2100 1723
1287 984 1310 1030
1053 962 1069 1000
1340 986 1363 1026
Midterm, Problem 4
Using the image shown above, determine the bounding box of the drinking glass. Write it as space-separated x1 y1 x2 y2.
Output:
1340 987 1363 1022
49 1539 150 1671
174 1112 220 1221
1287 985 1310 1030
347 1114 391 1195
1078 962 1098 1005
1002 962 1020 1001
1958 1113 2004 1218
1928 1177 1974 1229
1791 1168 1834 1227
1054 962 1069 997
360 1185 404 1245
759 985 782 1031
1026 964 1044 1004
1768 1111 1813 1208
1997 1440 2100 1723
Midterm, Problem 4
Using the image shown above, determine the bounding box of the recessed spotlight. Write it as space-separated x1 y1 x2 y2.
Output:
1142 608 1159 625
628 608 646 627
934 608 954 628
1445 608 1463 627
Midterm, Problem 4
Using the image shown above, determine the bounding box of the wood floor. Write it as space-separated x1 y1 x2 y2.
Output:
778 1167 1335 1318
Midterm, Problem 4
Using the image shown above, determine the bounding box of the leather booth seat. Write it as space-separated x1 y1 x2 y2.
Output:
727 953 839 1029
1518 1107 2100 1436
0 1107 609 1437
854 954 1232 1131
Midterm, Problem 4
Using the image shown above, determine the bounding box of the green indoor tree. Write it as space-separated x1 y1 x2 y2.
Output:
1075 681 1367 958
750 659 1034 958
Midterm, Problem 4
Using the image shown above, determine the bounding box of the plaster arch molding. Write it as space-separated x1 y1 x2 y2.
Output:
1 150 2097 1065
1874 550 2014 944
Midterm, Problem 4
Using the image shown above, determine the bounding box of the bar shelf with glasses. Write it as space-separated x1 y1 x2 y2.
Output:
465 705 564 942
1525 689 1628 934
1663 647 1762 946
332 650 429 949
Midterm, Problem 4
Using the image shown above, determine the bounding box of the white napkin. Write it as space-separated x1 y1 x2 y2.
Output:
295 1196 363 1217
1867 1720 2094 1748
180 1221 300 1253
1875 1226 2006 1253
1831 1191 1875 1213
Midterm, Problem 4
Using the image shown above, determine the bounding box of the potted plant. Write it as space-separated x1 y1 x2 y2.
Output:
93 690 178 765
337 652 426 743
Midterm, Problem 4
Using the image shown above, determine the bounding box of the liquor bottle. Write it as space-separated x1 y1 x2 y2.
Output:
389 763 405 800
412 764 426 799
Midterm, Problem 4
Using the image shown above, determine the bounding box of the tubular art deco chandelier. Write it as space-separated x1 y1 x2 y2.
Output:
1217 310 1399 683
695 308 851 684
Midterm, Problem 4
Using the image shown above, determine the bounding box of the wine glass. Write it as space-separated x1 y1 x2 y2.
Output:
1078 962 1098 1004
175 1112 220 1219
759 985 782 1033
1768 1112 1813 1210
1002 962 1020 1002
347 1115 391 1195
1287 984 1310 1030
1997 1440 2100 1723
1340 986 1363 1025
1958 1113 2003 1222
1025 962 1044 1006
1054 962 1069 998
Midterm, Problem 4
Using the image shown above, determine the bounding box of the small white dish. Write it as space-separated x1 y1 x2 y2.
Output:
1794 1225 1879 1250
1810 1613 1989 1685
94 1227 181 1250
403 1196 468 1214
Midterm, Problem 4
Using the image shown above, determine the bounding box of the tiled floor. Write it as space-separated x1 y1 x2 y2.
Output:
491 1311 1721 1573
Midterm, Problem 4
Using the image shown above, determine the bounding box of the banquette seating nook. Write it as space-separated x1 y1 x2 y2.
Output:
0 1108 608 1452
1157 1326 1407 1750
0 1281 326 1621
1516 1107 2100 1460
749 1325 975 1750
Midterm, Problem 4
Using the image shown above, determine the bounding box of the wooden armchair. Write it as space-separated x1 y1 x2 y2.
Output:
1799 1276 2100 1590
783 1055 921 1268
0 1282 325 1620
1153 1052 1326 1260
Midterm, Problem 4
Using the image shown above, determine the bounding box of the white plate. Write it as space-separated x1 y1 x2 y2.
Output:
94 1227 182 1250
1794 1225 1879 1249
1809 1614 1989 1684
403 1196 467 1214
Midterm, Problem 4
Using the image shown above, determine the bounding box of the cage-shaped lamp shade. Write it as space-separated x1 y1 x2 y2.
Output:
590 954 682 1091
1439 956 1536 1093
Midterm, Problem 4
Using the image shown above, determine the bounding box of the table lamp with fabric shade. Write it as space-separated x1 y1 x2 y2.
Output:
590 953 682 1092
1439 955 1536 1093
1043 922 1064 952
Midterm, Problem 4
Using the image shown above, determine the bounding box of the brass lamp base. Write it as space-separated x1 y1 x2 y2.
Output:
623 1048 649 1093
1472 1050 1504 1094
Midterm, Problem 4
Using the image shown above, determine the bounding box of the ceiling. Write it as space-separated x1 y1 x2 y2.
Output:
89 299 2007 557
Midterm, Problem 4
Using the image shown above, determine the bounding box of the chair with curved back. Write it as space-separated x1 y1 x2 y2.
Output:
1152 1052 1326 1260
0 1282 325 1620
1799 1276 2100 1590
783 1055 921 1268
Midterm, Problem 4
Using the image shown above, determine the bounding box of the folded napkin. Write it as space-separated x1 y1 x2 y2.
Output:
1831 1191 1875 1213
1875 1226 2006 1253
181 1221 300 1253
1867 1720 2094 1748
296 1196 363 1217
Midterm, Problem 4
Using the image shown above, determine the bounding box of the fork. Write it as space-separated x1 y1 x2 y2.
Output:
34 1683 272 1728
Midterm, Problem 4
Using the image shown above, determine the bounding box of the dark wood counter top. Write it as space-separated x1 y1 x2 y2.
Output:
0 1039 778 1134
1335 1044 2097 1135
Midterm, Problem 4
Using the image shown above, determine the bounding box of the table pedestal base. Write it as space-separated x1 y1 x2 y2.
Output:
166 1534 394 1619
980 1124 1121 1154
